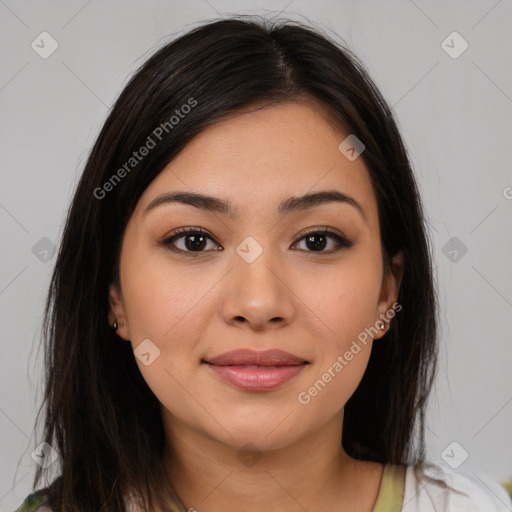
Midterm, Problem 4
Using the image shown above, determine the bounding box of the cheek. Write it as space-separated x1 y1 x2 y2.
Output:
121 255 215 424
121 251 214 345
293 258 382 406
297 256 382 346
295 288 377 418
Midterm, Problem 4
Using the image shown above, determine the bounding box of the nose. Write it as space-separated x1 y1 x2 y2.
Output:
219 246 295 331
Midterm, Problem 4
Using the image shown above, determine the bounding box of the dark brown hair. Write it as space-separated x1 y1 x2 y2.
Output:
28 15 437 511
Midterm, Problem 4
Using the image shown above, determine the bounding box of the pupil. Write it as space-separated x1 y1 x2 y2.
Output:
186 234 207 251
306 234 326 251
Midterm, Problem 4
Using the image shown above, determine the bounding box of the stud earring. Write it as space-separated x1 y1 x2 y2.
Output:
378 321 386 330
112 321 118 331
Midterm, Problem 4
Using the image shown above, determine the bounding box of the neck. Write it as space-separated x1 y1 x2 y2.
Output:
161 410 382 512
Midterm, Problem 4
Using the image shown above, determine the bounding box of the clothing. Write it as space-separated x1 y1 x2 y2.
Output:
401 463 512 511
13 463 512 511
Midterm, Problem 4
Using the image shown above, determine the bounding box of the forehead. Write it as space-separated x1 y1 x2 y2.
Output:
135 100 377 222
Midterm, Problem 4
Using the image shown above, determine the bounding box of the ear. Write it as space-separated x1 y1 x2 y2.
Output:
108 282 131 341
373 251 404 340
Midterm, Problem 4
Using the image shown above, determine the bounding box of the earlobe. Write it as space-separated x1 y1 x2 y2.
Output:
374 251 405 340
108 282 130 341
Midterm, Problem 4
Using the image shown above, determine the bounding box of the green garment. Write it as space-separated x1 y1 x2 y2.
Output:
13 489 49 512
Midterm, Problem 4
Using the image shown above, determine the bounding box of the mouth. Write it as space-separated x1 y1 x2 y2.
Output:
202 349 309 391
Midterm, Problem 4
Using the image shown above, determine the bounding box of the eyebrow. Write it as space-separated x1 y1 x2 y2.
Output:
142 189 366 221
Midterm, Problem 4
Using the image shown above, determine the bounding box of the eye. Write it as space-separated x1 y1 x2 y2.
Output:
292 228 355 253
159 227 221 255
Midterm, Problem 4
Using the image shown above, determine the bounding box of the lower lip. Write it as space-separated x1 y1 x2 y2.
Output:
205 364 306 391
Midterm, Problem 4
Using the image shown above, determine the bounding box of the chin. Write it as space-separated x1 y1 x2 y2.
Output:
213 413 305 452
224 430 299 453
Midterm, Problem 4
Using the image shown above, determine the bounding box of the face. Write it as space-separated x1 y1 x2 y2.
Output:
109 99 403 452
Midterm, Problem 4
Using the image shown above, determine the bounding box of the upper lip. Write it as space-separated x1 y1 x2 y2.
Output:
203 349 308 366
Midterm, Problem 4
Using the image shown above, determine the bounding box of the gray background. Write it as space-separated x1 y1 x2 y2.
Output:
1 0 511 510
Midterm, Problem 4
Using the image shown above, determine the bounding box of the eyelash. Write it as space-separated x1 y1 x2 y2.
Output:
158 226 355 256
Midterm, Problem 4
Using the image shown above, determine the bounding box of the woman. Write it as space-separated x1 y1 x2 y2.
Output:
15 16 511 512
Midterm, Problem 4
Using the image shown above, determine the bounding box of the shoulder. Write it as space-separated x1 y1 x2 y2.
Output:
13 490 52 512
403 462 512 511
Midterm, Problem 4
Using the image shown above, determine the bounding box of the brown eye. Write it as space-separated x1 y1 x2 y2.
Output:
160 227 221 254
292 230 354 253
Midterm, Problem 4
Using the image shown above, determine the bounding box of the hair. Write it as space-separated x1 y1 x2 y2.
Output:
29 15 438 512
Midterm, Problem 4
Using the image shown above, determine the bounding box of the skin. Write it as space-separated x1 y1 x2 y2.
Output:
109 98 404 512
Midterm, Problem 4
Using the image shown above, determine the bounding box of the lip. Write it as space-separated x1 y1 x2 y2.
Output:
202 349 309 391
